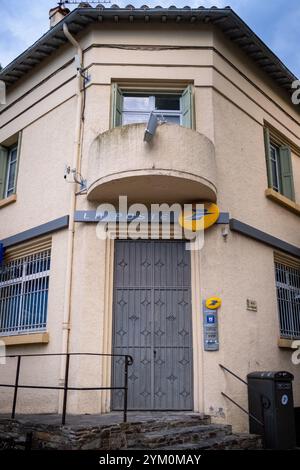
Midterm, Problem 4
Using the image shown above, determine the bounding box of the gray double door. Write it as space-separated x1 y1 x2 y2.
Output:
112 240 193 410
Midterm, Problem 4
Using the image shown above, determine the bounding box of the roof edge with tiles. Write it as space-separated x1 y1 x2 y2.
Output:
0 5 298 98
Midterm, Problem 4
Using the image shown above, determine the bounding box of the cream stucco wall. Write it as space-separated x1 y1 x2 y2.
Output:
0 98 76 238
0 230 68 413
0 20 299 432
199 226 300 431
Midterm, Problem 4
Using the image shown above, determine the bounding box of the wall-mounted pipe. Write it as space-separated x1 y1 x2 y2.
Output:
59 23 84 409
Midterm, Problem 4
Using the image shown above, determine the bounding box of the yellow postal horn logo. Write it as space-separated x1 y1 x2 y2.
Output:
178 203 220 231
206 297 222 310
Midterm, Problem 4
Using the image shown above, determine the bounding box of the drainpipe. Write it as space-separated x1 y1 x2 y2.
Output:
59 23 84 402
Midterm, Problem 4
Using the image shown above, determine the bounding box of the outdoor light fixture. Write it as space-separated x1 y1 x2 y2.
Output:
144 112 159 143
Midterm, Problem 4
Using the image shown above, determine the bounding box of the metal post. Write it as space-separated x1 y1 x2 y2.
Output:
260 394 268 449
12 355 21 419
123 356 130 423
62 353 70 426
25 432 33 451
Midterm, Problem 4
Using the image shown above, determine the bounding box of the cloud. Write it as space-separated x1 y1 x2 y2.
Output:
269 6 300 76
0 0 56 67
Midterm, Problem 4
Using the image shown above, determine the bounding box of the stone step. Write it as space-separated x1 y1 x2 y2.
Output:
122 414 211 434
159 433 262 450
131 424 232 449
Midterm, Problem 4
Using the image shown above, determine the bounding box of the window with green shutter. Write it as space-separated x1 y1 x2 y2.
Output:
264 127 295 201
0 146 8 199
111 84 194 129
0 133 21 201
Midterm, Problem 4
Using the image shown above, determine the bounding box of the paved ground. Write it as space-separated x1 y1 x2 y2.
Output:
0 411 205 428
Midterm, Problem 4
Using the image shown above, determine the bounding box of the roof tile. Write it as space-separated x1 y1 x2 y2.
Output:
0 5 298 96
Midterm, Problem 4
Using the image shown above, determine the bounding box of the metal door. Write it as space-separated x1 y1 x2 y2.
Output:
112 240 193 410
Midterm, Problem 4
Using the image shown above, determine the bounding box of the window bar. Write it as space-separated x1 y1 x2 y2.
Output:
39 253 44 330
287 270 296 337
276 262 300 339
31 254 36 331
38 253 43 330
5 264 12 333
0 250 51 336
33 254 38 331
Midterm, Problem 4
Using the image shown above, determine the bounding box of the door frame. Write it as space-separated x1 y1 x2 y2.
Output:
99 234 204 413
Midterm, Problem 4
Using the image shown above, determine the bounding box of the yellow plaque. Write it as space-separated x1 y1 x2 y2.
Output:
178 203 220 231
206 297 222 310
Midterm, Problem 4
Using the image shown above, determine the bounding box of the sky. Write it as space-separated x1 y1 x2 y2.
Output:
0 0 299 76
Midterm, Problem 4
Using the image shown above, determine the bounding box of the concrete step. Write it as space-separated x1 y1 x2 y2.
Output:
131 424 232 449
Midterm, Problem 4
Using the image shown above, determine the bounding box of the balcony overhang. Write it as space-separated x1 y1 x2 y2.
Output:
87 123 217 205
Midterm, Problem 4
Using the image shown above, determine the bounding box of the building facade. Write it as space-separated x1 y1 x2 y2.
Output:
0 5 299 432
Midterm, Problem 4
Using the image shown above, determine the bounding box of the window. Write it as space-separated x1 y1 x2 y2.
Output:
111 84 194 129
5 146 18 197
0 248 51 336
0 134 21 200
269 144 281 193
264 128 295 201
275 257 300 339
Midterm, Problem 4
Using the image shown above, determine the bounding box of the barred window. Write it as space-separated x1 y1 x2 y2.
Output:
0 249 51 335
275 259 300 339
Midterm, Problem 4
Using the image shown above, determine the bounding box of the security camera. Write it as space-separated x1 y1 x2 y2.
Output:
64 165 71 180
74 54 82 71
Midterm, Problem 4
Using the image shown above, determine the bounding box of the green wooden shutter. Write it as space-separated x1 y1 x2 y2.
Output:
0 145 8 199
111 83 123 128
180 85 194 129
279 146 295 201
264 127 273 188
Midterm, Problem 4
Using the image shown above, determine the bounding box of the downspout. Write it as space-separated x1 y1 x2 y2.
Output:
59 23 83 402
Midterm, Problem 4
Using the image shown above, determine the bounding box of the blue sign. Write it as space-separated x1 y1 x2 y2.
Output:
206 315 215 324
0 243 5 265
281 394 288 406
203 300 219 351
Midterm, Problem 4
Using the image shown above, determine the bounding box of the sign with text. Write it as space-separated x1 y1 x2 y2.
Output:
203 300 219 351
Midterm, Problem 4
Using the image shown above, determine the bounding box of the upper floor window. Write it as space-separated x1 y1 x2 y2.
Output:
275 255 300 339
264 127 295 201
111 84 194 129
269 143 282 193
0 133 21 201
0 245 51 336
5 146 18 197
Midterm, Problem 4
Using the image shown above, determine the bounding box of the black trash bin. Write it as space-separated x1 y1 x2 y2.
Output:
247 371 296 449
295 407 300 447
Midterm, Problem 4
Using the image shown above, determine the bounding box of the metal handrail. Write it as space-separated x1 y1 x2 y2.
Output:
0 352 133 425
221 392 264 428
219 364 248 386
219 363 268 439
219 363 271 410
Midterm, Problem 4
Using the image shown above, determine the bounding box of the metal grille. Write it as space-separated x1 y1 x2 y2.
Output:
0 250 51 335
275 262 300 339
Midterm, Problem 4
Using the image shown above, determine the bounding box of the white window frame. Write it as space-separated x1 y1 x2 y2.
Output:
270 143 281 193
5 145 18 198
111 83 194 129
275 261 300 339
0 249 51 336
121 93 182 126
